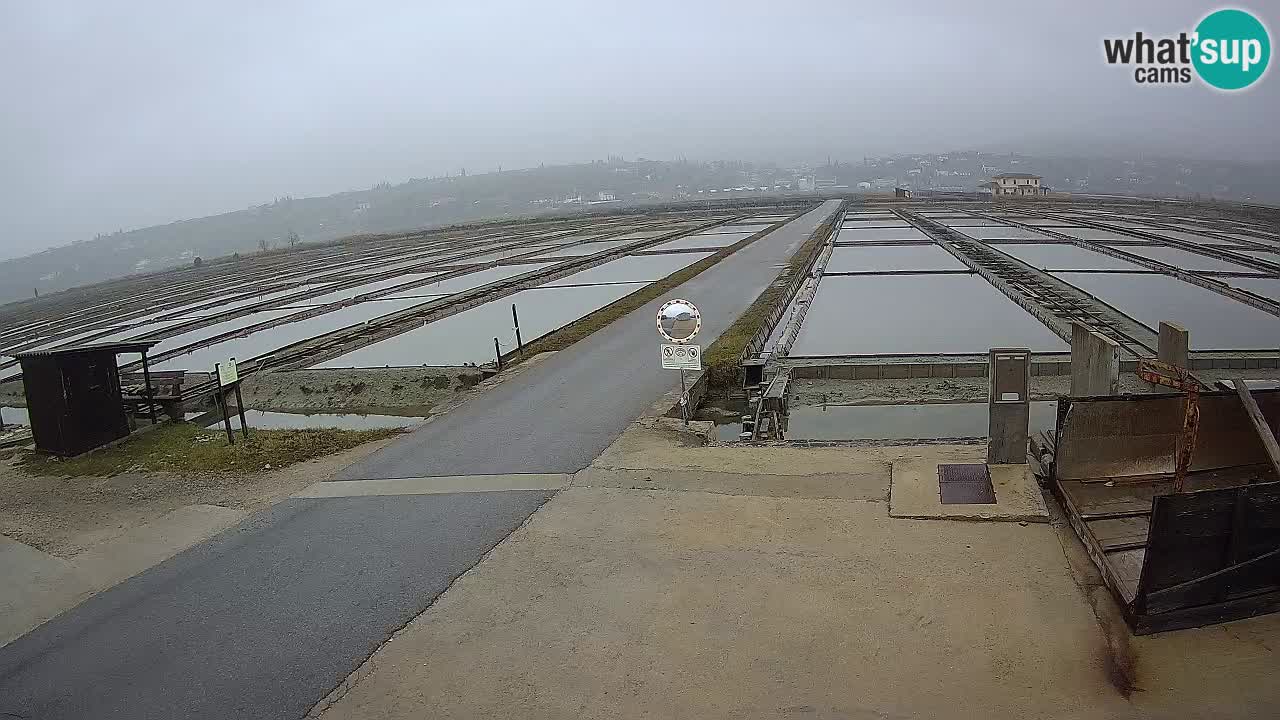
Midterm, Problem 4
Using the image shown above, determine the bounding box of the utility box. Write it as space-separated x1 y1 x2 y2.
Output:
988 347 1031 464
10 341 160 457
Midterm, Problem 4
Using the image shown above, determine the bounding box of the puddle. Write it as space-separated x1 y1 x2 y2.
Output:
151 299 433 372
1055 272 1280 350
790 274 1068 356
988 243 1145 271
1228 277 1280 303
542 252 713 287
276 271 447 307
223 410 424 430
529 238 648 260
1101 244 1256 273
825 244 965 273
189 407 422 427
693 397 747 441
313 281 645 368
1050 227 1137 242
950 226 1054 241
380 264 545 299
837 227 928 242
0 405 30 426
649 233 745 251
785 401 1058 441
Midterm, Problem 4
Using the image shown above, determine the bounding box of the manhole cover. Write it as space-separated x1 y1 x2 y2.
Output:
938 463 996 504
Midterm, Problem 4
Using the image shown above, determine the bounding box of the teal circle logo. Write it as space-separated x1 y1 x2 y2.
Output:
1192 9 1270 90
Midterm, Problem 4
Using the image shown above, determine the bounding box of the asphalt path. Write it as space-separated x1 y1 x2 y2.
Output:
0 200 841 720
0 492 553 720
339 199 842 479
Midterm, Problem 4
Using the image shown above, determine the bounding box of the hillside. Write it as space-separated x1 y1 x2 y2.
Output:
4 153 1276 305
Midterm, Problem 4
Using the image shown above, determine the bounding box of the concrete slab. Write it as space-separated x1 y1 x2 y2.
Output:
0 536 90 647
295 474 571 498
574 466 889 501
312 487 1126 719
890 459 1049 522
71 504 245 590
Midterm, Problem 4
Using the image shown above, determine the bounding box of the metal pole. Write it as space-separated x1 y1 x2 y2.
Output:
512 303 523 357
234 382 249 440
141 349 157 424
679 368 689 427
494 337 503 370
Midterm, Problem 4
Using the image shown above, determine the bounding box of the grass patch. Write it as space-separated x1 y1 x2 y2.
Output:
16 422 401 478
701 209 842 391
512 211 808 360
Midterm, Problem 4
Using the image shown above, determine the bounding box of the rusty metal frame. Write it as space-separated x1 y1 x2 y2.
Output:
1172 383 1201 494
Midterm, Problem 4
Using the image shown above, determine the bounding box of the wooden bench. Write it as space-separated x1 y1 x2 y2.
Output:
121 370 188 420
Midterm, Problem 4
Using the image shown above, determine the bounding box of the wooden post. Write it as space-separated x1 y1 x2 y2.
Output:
512 303 523 357
140 349 158 425
1235 379 1280 482
494 337 503 370
233 382 249 440
215 363 234 445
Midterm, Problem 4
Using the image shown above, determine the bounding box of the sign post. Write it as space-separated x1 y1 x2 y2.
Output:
214 358 248 444
656 299 703 427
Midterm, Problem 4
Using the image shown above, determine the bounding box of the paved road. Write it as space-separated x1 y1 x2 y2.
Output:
0 200 841 720
340 199 843 479
0 492 553 720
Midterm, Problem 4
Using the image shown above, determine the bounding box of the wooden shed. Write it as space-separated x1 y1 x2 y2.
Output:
9 341 160 457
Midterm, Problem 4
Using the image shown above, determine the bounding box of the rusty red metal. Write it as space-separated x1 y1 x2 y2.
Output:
1172 382 1201 494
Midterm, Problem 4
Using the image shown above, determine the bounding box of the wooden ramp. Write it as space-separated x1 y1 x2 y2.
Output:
1050 389 1280 634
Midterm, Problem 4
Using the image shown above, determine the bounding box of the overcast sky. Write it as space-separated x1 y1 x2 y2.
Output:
2 0 1276 260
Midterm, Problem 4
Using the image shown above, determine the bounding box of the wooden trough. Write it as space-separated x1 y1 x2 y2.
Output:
1048 387 1280 634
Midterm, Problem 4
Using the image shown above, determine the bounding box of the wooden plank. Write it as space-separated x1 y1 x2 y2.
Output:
1235 380 1280 482
1108 548 1146 603
1139 482 1280 615
1089 516 1150 549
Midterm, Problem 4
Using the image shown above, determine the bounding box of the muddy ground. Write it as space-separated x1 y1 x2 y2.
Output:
3 367 488 416
211 367 488 415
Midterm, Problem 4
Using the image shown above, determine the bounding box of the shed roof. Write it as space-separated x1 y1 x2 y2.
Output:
9 340 160 361
993 172 1042 179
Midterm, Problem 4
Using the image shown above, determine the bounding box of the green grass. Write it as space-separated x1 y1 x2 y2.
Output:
16 422 401 478
700 211 842 391
510 214 803 360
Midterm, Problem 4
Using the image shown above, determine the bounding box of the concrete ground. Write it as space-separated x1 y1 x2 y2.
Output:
315 419 1280 720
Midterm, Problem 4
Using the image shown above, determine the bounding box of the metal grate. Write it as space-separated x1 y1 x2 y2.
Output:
938 463 996 504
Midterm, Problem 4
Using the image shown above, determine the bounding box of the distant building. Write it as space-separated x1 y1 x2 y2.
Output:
895 187 912 198
989 173 1047 197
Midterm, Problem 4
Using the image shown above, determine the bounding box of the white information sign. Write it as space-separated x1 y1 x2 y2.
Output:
216 358 240 387
661 343 702 371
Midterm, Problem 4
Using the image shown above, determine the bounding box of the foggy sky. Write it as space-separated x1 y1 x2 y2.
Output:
3 1 1276 260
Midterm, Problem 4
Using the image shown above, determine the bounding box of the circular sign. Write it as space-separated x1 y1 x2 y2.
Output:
1193 9 1270 91
656 298 701 343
